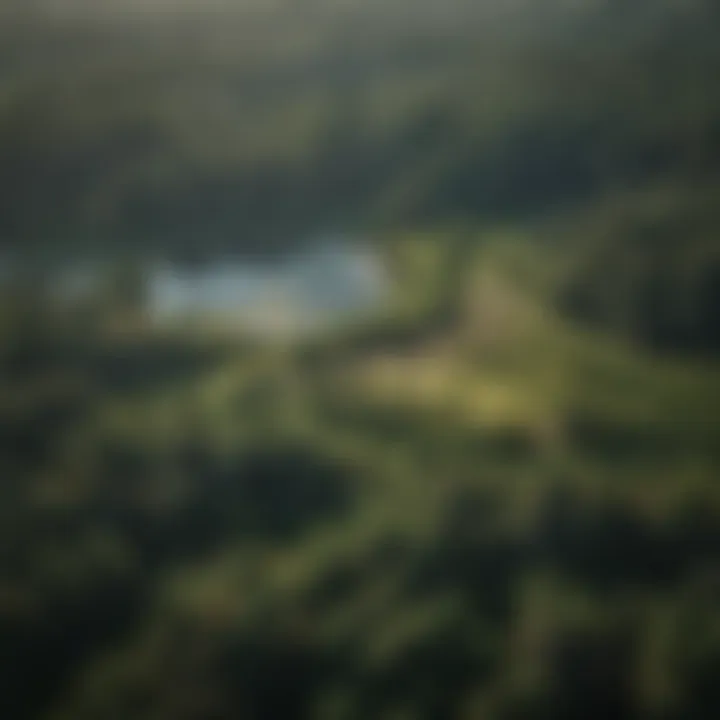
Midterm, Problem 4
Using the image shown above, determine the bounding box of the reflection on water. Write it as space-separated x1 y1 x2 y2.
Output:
53 240 389 337
149 241 388 336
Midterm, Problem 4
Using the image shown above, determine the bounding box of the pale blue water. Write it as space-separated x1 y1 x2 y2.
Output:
53 240 388 335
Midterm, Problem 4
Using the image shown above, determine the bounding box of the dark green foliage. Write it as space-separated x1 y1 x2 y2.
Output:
556 187 720 354
1 2 720 719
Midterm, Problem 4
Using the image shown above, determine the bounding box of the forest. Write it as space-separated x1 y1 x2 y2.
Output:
1 1 719 718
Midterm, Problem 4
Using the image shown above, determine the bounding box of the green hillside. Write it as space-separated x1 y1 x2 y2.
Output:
1 1 719 718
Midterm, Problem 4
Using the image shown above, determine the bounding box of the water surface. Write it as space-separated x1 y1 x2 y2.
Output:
56 240 389 338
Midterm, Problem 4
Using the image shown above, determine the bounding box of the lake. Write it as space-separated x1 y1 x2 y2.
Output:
51 240 389 338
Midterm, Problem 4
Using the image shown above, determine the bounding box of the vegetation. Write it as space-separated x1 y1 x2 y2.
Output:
1 1 719 719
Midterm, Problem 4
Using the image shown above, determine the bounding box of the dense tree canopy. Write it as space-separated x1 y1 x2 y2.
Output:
1 2 719 719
